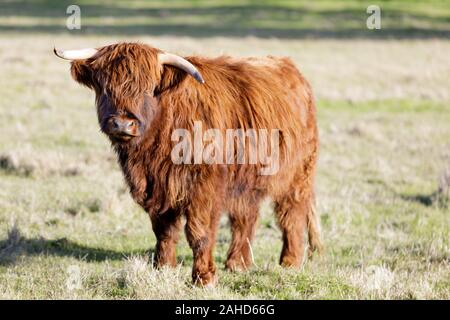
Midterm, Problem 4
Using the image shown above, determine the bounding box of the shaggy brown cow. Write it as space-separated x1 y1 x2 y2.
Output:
55 42 321 285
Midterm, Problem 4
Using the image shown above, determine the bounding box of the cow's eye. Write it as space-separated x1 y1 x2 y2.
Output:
126 112 137 119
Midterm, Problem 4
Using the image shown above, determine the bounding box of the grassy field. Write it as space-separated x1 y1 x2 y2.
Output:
0 0 449 299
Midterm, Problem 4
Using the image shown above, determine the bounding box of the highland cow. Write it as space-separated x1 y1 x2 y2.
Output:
55 42 321 285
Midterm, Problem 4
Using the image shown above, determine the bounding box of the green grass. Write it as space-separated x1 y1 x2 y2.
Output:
0 0 449 299
0 0 449 38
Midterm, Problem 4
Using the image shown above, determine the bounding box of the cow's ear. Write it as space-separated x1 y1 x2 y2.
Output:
70 61 97 90
154 65 187 95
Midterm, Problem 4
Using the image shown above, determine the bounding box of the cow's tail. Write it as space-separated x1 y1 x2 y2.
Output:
307 200 323 257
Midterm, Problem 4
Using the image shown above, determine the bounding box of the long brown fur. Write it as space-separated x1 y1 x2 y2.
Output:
68 42 322 285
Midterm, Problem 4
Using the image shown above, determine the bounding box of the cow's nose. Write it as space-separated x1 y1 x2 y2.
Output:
125 119 135 129
112 118 121 129
112 118 136 133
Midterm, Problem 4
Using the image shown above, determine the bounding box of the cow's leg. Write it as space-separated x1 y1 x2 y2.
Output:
275 193 310 267
225 200 259 271
185 198 221 286
150 209 182 268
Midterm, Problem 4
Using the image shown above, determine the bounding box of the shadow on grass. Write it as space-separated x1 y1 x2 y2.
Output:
0 235 154 266
401 193 436 206
0 0 449 39
401 191 448 208
1 25 448 40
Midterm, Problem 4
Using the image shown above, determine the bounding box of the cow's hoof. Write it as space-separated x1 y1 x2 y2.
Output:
193 271 217 287
225 258 249 272
279 256 301 268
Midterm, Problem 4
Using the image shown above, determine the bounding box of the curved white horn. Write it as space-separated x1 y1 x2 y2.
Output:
54 47 98 60
158 53 205 84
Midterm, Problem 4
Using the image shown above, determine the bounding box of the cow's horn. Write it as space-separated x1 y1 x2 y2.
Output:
158 53 205 84
54 47 98 60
